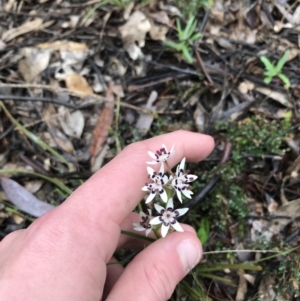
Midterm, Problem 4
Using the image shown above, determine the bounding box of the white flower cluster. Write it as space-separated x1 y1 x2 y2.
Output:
133 144 197 238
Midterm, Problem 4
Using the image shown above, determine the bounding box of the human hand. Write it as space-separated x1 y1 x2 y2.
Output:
0 131 214 301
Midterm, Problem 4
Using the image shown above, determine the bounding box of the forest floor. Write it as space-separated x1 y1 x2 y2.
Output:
0 0 300 300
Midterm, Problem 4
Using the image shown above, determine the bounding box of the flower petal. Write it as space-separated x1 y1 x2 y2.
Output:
154 203 165 213
187 175 198 182
139 211 147 218
166 198 174 209
147 166 155 175
160 189 168 203
147 151 157 160
171 221 184 232
145 228 152 236
149 216 162 225
176 190 183 203
141 186 149 191
133 223 146 231
179 157 186 171
161 224 170 237
182 189 193 199
145 192 156 204
158 163 165 174
146 161 158 164
175 208 189 216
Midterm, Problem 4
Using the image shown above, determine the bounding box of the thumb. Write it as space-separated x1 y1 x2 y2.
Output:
106 231 202 301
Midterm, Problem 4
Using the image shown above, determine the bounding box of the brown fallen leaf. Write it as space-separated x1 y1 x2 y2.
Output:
255 87 293 108
2 18 43 42
37 40 88 51
90 102 115 166
64 73 93 97
236 269 247 301
1 178 54 217
18 47 52 82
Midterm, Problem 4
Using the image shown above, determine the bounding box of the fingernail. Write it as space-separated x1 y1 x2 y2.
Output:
177 239 201 275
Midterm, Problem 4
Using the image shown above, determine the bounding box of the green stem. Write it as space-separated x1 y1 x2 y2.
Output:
0 169 72 195
121 230 156 242
0 102 69 165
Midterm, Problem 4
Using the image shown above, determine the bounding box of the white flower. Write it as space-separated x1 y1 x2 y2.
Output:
171 157 198 203
147 144 175 164
142 164 171 203
133 210 152 237
150 198 188 237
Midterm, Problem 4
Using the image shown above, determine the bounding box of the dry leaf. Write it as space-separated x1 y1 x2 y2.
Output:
37 40 88 51
11 214 24 225
38 40 89 70
18 47 51 82
2 18 43 42
41 129 74 153
58 106 85 138
193 103 206 133
119 11 151 60
244 274 256 285
91 143 109 172
255 87 293 108
149 20 169 41
25 180 43 194
269 198 300 234
90 102 115 165
158 2 182 16
108 57 127 77
258 275 276 301
1 178 54 217
236 269 247 301
4 0 15 12
64 73 93 97
136 91 157 136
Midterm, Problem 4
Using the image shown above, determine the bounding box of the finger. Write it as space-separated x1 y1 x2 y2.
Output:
106 231 202 301
70 131 213 222
103 256 124 299
56 131 213 258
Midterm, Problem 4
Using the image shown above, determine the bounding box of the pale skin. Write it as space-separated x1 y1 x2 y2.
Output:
0 131 214 301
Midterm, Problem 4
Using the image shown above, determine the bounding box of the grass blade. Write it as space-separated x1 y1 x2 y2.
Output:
0 101 69 165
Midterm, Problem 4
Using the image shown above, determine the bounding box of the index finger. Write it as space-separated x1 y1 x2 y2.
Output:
56 131 214 259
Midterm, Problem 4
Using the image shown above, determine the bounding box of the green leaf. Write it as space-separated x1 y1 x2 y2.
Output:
182 46 193 63
187 18 198 38
176 18 183 40
184 16 196 39
190 32 201 42
264 76 273 84
260 56 276 73
275 50 290 74
197 218 210 245
278 73 291 89
264 70 276 77
164 39 182 51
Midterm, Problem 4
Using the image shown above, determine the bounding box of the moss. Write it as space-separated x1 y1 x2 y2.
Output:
192 115 287 233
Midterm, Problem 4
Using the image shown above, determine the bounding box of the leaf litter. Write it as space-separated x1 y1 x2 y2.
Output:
0 0 300 299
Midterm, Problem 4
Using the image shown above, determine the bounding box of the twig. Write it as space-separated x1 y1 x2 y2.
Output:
0 95 77 109
194 47 214 86
0 83 149 113
182 141 233 213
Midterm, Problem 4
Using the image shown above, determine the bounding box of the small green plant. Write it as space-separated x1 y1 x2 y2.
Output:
197 217 210 245
164 16 201 63
260 50 291 89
